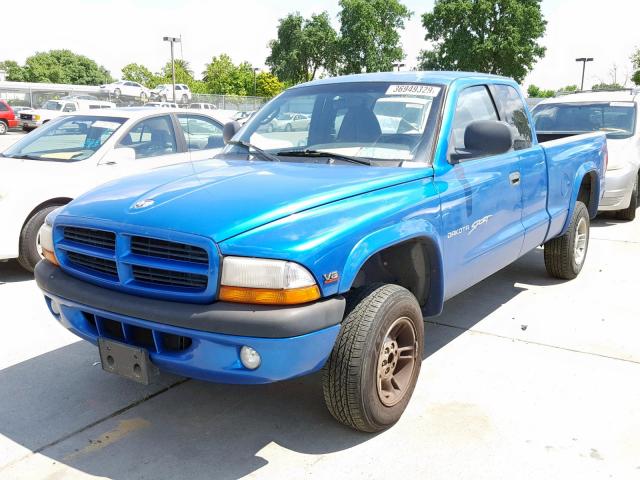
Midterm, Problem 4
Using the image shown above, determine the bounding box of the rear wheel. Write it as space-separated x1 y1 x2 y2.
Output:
617 175 638 221
544 201 590 279
18 205 63 272
322 284 424 432
114 88 121 98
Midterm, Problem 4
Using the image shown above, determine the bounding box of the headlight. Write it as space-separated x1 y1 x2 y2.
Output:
39 223 58 266
219 256 320 305
34 114 40 121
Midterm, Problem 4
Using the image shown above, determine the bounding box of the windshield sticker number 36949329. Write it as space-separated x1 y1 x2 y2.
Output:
386 84 441 97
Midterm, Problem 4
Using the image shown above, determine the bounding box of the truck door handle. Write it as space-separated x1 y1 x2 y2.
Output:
509 172 521 185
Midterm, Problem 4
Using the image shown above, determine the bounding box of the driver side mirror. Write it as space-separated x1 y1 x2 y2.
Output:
450 120 513 163
100 147 136 165
223 120 241 144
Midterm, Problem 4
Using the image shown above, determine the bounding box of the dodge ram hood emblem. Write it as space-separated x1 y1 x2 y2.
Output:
133 199 155 209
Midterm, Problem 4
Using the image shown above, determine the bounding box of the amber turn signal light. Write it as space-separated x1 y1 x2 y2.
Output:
219 285 321 305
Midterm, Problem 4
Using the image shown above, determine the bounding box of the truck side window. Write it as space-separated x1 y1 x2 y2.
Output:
449 86 498 157
63 103 77 112
493 85 533 150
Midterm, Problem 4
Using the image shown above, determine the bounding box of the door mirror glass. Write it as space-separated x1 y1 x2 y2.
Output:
100 147 136 165
223 120 241 144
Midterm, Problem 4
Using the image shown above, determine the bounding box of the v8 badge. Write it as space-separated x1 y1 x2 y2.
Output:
322 271 339 284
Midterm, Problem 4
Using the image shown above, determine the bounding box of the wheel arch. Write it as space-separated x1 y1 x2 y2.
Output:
563 167 600 234
338 223 445 317
22 197 72 229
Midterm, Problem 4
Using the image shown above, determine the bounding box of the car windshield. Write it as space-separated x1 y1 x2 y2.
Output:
3 115 127 161
226 81 444 165
532 101 637 139
43 101 64 111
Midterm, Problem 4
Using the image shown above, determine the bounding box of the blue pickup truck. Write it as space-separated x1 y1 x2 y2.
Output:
35 72 606 432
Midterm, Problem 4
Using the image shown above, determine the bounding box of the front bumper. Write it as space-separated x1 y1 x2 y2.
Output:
20 119 41 129
35 261 345 384
599 164 638 211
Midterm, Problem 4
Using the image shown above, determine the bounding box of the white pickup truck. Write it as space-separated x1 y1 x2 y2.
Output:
1 107 229 270
19 99 115 131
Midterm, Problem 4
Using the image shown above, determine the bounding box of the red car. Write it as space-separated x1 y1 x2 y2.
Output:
0 99 18 134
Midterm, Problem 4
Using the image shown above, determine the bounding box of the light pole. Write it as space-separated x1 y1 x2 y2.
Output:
253 67 260 97
163 36 181 102
392 62 405 72
575 57 594 91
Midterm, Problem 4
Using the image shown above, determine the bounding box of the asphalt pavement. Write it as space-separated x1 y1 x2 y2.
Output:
0 209 639 479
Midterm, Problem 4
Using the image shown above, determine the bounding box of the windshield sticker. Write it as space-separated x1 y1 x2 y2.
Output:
92 121 120 130
386 84 441 97
609 102 635 108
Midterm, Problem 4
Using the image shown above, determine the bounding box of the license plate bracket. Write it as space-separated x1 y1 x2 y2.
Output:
98 338 158 385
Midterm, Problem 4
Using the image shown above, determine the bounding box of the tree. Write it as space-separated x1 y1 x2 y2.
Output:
561 85 578 92
592 82 624 91
203 54 240 95
526 84 554 98
419 0 546 83
0 60 25 81
21 50 112 85
631 48 640 86
266 11 339 84
338 0 412 74
256 72 285 97
121 63 157 87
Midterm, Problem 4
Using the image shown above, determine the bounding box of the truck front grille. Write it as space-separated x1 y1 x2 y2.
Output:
56 225 216 302
20 113 33 121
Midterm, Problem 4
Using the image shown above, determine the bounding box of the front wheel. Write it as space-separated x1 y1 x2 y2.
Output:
140 92 148 102
18 205 63 272
113 88 121 98
0 120 7 135
323 284 424 432
544 201 590 279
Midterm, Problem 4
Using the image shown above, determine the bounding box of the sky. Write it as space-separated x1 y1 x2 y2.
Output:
1 0 638 90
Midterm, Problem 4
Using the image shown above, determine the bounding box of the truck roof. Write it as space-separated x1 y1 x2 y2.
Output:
294 71 512 89
537 90 639 105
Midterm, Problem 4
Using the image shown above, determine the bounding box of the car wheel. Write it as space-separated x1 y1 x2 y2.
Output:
140 92 147 102
0 120 7 135
182 94 188 104
18 205 64 273
114 88 121 98
616 174 638 221
544 201 590 280
323 284 424 432
160 95 167 103
285 123 292 132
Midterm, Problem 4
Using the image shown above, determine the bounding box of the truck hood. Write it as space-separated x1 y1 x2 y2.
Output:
606 137 640 170
61 158 433 242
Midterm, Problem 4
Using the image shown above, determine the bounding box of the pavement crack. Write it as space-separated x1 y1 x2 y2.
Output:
0 378 189 473
426 320 640 366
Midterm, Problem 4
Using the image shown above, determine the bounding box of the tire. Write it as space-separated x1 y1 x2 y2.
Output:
114 88 121 98
616 175 638 221
18 205 63 272
544 201 590 280
285 123 292 132
0 120 7 135
323 284 424 432
182 94 188 104
160 95 167 103
140 92 147 102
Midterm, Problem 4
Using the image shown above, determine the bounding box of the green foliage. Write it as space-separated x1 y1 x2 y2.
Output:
21 50 112 85
592 82 624 91
562 85 578 92
256 72 285 97
202 55 259 96
632 71 640 87
631 48 640 86
267 11 339 84
0 60 26 81
527 84 554 98
338 0 412 74
121 63 158 87
419 0 546 83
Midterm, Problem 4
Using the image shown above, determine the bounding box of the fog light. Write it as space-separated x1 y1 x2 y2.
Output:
50 299 60 316
240 345 261 370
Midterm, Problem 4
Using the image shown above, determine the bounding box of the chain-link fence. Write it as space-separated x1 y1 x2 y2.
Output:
0 81 268 112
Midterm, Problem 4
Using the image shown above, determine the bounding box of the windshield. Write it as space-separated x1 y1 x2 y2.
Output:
43 101 64 111
227 81 444 165
532 102 637 139
3 115 127 161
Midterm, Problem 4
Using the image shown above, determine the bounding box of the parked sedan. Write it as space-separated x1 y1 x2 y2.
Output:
267 112 310 132
100 81 151 100
0 107 229 271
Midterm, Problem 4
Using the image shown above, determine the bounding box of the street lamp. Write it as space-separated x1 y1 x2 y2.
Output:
392 62 405 72
163 36 181 102
253 67 260 96
575 57 594 91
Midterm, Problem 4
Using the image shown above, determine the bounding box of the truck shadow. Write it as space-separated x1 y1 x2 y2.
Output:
0 260 32 284
0 249 560 479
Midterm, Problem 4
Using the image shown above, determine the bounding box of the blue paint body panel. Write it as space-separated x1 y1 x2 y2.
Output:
39 71 606 385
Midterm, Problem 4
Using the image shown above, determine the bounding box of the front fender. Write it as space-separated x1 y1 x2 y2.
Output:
338 220 445 316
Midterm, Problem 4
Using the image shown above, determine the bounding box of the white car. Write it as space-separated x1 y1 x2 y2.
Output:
19 99 115 131
189 102 217 110
151 84 192 103
0 107 230 271
533 91 640 220
144 102 180 109
100 81 151 100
